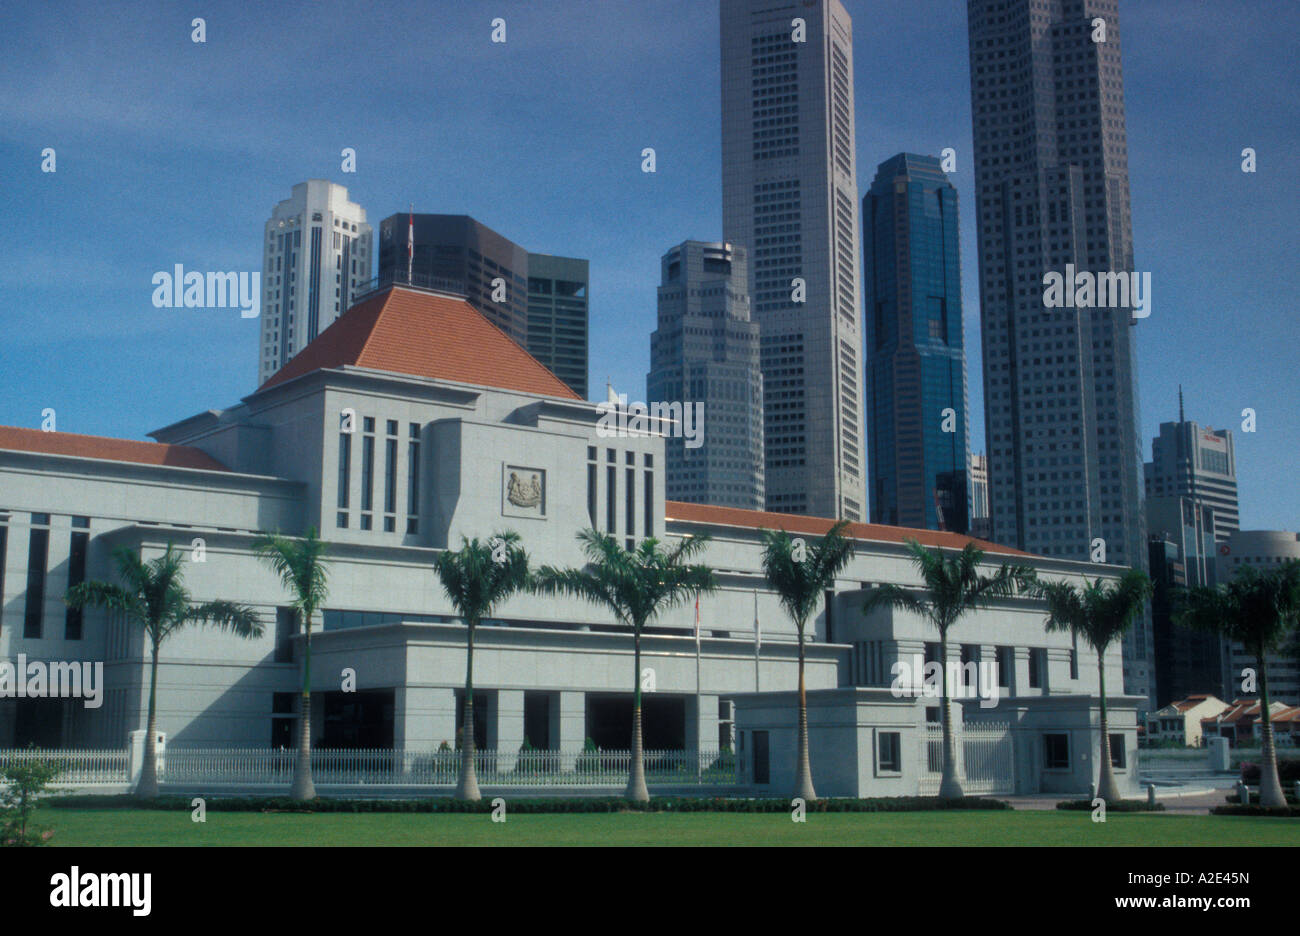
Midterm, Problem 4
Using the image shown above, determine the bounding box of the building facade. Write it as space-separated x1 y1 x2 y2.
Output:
646 241 764 510
258 180 373 386
970 453 991 540
375 214 588 398
720 0 866 522
0 284 1128 798
967 0 1149 702
862 153 971 534
1146 414 1240 543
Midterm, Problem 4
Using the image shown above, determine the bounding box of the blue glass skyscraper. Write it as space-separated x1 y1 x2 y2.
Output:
862 153 971 533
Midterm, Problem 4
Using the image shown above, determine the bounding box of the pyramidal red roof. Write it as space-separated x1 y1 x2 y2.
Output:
0 426 229 472
258 286 582 399
664 500 1033 557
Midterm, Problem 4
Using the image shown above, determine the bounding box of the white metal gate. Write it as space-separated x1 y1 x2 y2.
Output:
919 722 1014 795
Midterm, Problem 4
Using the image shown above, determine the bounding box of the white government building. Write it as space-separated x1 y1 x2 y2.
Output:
0 284 1141 797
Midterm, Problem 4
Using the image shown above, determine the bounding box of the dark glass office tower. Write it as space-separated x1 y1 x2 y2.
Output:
967 0 1149 701
376 214 588 397
862 153 971 534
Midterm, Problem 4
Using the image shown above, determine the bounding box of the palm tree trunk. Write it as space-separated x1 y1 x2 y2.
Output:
137 642 161 799
793 621 817 801
457 618 482 801
938 628 963 800
1096 651 1122 803
1256 652 1286 808
291 609 316 800
627 625 650 802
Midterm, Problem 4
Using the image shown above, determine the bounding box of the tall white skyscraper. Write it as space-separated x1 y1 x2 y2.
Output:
720 0 865 522
258 180 373 386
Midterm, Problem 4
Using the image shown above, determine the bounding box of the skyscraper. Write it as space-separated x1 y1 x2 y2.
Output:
526 254 590 399
376 214 589 397
862 153 971 534
970 453 991 540
1145 394 1240 542
720 0 865 521
967 1 1149 699
647 241 764 510
258 180 372 385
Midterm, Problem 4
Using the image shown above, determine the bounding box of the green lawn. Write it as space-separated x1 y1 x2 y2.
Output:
32 807 1300 846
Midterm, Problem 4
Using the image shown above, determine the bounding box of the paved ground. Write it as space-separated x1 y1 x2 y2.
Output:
1006 786 1233 814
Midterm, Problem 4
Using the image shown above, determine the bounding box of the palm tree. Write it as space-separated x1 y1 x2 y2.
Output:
1176 560 1300 808
758 521 854 801
863 540 1035 800
1038 569 1153 804
432 532 532 801
254 528 329 801
535 530 715 802
65 544 261 798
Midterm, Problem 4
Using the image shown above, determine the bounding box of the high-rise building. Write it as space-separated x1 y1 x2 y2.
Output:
1148 496 1225 707
720 0 865 521
376 214 589 397
967 0 1149 701
647 241 764 510
258 180 372 386
1217 531 1300 705
970 453 991 540
1145 394 1240 542
862 153 971 534
526 255 590 399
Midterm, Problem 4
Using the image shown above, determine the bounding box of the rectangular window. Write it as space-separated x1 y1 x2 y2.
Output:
1044 733 1069 769
1069 636 1079 680
606 465 616 532
407 424 420 533
274 608 296 663
643 469 654 539
625 467 635 537
877 731 902 773
998 646 1012 688
384 437 397 515
1109 733 1126 769
24 521 49 639
587 462 598 528
337 432 351 511
1028 648 1044 689
65 527 89 640
361 433 375 513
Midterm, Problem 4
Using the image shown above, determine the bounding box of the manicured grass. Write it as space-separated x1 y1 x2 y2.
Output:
31 807 1300 846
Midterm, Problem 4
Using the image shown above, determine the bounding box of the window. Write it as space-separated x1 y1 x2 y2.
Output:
384 436 397 515
1044 733 1069 769
65 522 89 640
361 426 375 515
23 515 50 639
337 431 351 513
1028 648 1044 689
274 608 296 663
406 424 421 535
1109 733 1126 769
606 461 616 532
998 646 1012 687
877 731 902 773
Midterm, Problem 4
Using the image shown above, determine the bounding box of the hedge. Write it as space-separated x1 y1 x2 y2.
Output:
45 794 1012 814
1055 799 1165 812
1211 804 1300 818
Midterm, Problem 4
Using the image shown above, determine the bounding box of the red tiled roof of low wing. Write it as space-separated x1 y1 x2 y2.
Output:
0 425 229 472
258 286 582 400
663 500 1035 557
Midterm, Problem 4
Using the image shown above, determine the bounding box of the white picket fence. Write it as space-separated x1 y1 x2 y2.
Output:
918 723 1015 795
0 748 129 784
159 746 738 788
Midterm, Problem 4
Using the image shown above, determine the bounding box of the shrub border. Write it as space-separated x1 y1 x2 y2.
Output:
44 794 1012 814
1055 799 1165 812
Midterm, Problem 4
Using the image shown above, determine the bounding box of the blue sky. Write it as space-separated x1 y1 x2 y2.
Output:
0 0 1296 530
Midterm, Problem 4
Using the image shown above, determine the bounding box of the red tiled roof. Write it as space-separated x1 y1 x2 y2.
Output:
258 286 582 400
663 501 1034 557
0 426 229 472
